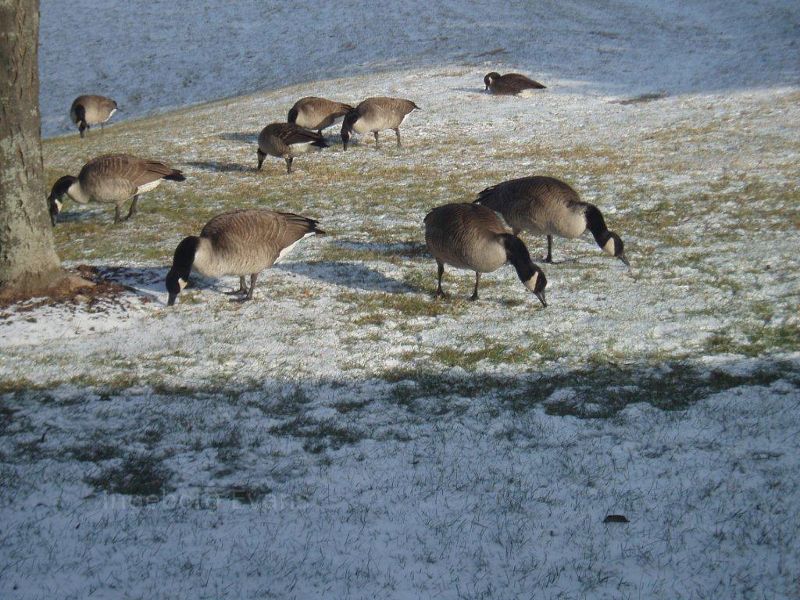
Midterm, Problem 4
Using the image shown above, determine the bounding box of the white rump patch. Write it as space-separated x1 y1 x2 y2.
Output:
136 180 163 194
275 232 315 263
106 108 117 121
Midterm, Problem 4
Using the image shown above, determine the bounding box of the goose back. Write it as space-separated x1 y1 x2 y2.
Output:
485 73 546 95
78 154 183 204
424 203 510 272
70 95 117 126
477 176 588 239
193 209 323 278
258 123 327 158
288 97 353 130
349 97 419 133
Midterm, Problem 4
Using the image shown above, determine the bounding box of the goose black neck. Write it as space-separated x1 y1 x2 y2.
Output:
502 234 536 283
585 204 611 247
171 236 199 279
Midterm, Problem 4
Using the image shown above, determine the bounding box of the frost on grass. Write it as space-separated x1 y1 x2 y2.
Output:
2 0 800 598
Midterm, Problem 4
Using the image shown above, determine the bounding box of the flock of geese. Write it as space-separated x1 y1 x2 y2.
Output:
48 71 629 308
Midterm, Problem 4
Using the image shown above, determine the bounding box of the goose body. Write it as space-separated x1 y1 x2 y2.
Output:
424 203 547 305
257 123 329 173
70 95 118 137
484 72 546 95
475 176 628 265
341 97 419 150
166 209 325 305
47 154 185 225
288 97 353 133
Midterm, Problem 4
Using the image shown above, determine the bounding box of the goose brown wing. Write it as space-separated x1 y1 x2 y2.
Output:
278 124 325 145
498 73 546 91
79 154 138 199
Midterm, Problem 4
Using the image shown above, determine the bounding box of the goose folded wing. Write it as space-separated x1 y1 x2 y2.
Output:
279 126 325 145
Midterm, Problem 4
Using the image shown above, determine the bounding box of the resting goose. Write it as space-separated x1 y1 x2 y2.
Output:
484 72 546 95
70 95 118 138
475 176 629 266
424 202 547 306
341 97 419 150
47 154 185 225
288 97 354 134
257 123 329 174
165 209 325 305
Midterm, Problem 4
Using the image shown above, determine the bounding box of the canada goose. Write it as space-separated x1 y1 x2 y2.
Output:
70 95 118 138
47 154 185 225
424 203 547 306
483 72 546 95
257 123 329 174
165 209 325 305
341 97 419 150
288 97 354 134
475 176 629 266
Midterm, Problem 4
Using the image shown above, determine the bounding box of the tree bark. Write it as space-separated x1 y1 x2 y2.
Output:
0 0 64 297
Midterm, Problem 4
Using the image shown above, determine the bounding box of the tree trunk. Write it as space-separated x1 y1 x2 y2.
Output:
0 0 64 297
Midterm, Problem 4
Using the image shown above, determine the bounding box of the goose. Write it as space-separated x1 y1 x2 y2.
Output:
341 97 419 150
475 176 629 266
288 97 354 134
483 72 546 95
424 202 547 306
47 154 185 225
165 209 325 305
257 123 329 174
70 95 118 138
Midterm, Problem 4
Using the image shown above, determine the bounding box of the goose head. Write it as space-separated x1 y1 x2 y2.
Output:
523 267 548 307
601 232 629 267
484 72 501 90
340 109 359 150
47 175 77 226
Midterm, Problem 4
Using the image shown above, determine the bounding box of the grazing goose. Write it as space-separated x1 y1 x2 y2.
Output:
475 176 629 266
288 97 354 134
424 203 547 306
165 209 325 305
47 154 185 225
484 72 546 95
341 97 419 150
257 123 329 174
70 95 118 138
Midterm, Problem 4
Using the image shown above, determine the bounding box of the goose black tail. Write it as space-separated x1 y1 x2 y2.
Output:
165 170 186 182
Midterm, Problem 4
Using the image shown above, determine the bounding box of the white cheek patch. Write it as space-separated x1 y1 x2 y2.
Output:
54 199 63 212
524 271 539 292
178 278 188 290
603 238 616 256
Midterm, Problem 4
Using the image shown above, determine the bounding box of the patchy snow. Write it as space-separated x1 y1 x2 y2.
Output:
1 0 798 598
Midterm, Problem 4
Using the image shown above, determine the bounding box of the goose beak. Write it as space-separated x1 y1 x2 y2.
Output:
534 290 547 308
618 252 630 268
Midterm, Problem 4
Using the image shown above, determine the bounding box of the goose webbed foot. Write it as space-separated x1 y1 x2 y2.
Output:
225 276 249 297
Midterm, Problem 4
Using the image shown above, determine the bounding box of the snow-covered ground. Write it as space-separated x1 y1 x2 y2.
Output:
2 1 798 598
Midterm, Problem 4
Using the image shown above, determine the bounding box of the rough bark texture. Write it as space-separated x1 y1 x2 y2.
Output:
0 0 64 296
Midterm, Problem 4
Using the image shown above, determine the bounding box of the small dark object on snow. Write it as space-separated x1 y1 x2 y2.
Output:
603 514 630 523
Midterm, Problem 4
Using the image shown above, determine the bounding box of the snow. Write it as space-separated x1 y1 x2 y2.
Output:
1 0 798 598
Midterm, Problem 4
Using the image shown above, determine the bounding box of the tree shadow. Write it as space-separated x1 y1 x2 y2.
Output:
333 239 428 258
275 260 411 293
217 132 258 144
184 160 253 173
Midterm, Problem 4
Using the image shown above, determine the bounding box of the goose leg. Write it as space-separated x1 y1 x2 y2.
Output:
394 128 401 147
246 273 258 300
373 131 379 149
124 195 139 220
225 276 249 296
257 150 266 171
544 235 554 263
434 261 447 299
114 205 122 223
470 272 481 301
285 157 293 174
